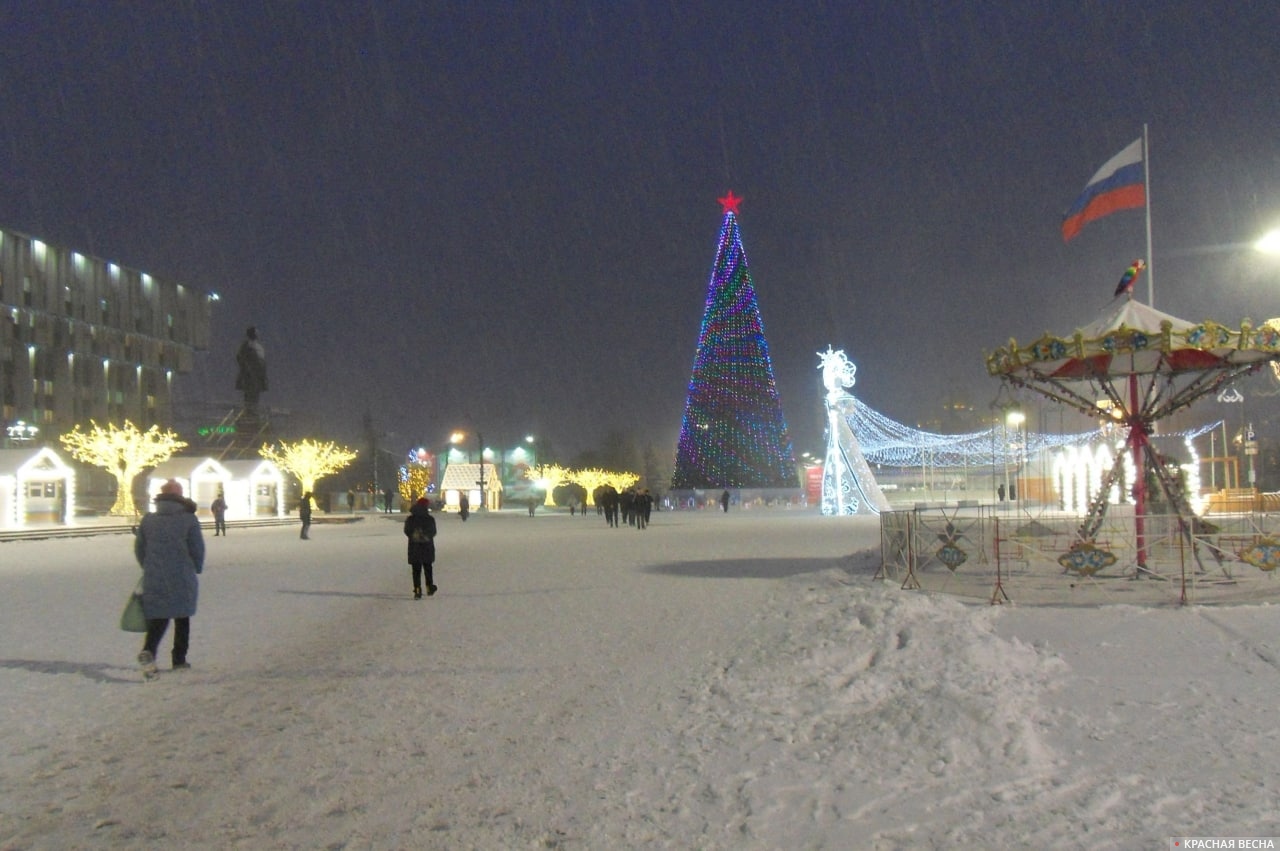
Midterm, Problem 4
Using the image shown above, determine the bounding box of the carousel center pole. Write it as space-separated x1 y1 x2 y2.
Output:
1129 371 1149 571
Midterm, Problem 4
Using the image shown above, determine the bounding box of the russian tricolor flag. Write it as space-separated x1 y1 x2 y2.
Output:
1061 138 1145 242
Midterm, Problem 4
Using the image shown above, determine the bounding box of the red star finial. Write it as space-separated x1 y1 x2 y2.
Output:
718 190 742 216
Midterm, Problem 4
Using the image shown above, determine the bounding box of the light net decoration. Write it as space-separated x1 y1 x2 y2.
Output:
828 360 1217 517
843 397 1096 468
672 192 797 489
839 389 1216 470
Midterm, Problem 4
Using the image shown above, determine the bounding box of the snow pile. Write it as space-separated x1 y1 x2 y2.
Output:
625 576 1065 848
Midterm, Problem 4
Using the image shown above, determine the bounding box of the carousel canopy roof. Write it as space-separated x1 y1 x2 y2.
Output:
986 297 1280 380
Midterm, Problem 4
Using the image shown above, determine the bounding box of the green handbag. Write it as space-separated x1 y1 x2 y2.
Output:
120 581 147 633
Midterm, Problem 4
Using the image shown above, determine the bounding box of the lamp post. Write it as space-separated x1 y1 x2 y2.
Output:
5 420 39 447
1244 423 1258 489
475 431 487 511
507 435 536 491
1006 409 1026 504
447 430 478 510
449 429 488 510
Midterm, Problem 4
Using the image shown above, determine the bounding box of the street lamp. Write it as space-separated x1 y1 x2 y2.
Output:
6 420 39 444
446 429 486 510
1254 228 1280 255
474 431 487 510
1006 409 1026 503
1238 423 1259 489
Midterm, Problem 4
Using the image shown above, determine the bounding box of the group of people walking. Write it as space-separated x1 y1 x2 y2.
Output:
593 486 654 529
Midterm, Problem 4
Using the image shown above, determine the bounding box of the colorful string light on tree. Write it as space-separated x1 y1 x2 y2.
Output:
672 192 797 489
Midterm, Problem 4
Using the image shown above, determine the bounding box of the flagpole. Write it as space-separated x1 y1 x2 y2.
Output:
1143 122 1154 307
1142 122 1161 436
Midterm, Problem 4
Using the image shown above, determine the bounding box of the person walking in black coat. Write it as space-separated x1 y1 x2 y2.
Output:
299 491 314 539
635 489 653 530
404 498 438 598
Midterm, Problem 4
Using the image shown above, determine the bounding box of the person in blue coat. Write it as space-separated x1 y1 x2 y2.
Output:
134 479 205 680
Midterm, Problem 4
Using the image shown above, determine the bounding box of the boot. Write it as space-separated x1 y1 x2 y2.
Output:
138 650 159 681
413 586 422 599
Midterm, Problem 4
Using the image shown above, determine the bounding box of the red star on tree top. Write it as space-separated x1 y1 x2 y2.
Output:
718 190 742 215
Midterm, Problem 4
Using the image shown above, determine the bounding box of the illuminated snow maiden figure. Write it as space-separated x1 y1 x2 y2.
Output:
818 346 892 516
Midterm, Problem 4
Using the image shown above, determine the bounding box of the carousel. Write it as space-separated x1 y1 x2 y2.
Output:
986 273 1280 576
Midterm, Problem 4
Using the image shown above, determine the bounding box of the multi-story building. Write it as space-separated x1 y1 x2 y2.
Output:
1 226 212 437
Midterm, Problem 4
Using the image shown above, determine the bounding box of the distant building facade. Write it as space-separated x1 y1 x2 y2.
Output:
1 226 212 435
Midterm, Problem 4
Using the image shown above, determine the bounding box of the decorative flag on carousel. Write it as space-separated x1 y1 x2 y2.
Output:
1061 138 1146 242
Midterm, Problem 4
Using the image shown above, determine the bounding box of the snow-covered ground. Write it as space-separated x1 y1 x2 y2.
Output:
2 507 1278 849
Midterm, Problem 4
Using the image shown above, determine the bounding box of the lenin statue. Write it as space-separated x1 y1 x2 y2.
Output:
235 326 268 416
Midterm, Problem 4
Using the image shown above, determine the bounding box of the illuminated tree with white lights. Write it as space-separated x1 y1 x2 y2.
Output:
605 471 640 493
570 467 640 505
260 439 358 495
672 191 797 489
59 420 187 517
568 468 608 506
525 463 570 506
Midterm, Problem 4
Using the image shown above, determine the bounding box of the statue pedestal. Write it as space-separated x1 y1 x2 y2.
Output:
205 409 272 459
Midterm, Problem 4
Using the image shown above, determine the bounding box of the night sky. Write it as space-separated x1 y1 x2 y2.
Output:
4 2 1279 462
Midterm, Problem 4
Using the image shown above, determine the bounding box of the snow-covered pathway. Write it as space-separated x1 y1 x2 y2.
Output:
1 508 855 848
3 508 1280 849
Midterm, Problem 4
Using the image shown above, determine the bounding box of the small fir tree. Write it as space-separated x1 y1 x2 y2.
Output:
399 462 432 504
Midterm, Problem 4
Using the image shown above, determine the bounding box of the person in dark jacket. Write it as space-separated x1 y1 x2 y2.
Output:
210 489 228 536
299 491 313 539
635 489 653 530
134 479 205 679
404 497 438 598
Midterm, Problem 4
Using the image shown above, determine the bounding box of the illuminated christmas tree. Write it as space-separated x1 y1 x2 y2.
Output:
672 192 797 490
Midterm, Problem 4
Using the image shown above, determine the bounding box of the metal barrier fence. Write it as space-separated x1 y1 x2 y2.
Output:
879 505 1280 606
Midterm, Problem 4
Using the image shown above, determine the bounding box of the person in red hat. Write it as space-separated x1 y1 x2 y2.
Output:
134 479 205 680
403 497 438 599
